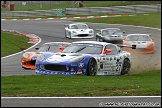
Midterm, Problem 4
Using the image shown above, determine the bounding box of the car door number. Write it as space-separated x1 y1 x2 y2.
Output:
116 64 121 71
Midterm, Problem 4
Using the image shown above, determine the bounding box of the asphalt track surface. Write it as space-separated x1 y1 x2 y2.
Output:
1 19 161 107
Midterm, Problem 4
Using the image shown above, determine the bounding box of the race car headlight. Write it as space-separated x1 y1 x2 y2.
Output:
72 31 76 33
70 56 84 63
22 53 29 58
36 54 45 61
89 30 93 33
147 43 153 46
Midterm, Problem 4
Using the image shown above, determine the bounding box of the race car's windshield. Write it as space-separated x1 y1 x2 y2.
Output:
102 29 123 36
126 34 150 41
62 43 103 54
71 24 88 29
39 44 69 52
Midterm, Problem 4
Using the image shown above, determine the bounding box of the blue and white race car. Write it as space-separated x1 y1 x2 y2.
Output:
35 41 136 76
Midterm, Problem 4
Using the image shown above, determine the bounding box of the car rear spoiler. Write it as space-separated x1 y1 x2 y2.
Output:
116 44 136 49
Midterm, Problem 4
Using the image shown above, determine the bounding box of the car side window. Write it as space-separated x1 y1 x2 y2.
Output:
104 44 118 55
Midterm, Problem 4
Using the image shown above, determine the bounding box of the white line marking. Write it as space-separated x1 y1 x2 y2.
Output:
87 16 94 18
23 19 30 20
100 16 108 18
73 17 81 19
47 18 54 20
1 32 41 59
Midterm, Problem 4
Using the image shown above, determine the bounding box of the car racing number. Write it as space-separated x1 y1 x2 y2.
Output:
116 64 121 72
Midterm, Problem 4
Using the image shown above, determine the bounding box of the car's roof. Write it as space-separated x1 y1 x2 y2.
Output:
102 28 121 30
70 23 87 25
72 41 112 45
44 42 71 45
126 34 150 36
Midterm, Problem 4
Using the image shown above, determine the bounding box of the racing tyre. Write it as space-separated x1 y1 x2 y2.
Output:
22 66 30 70
68 32 71 39
87 58 97 76
65 30 68 38
121 59 131 75
96 37 103 42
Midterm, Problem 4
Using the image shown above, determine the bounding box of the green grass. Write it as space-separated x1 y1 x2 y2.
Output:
1 6 161 96
74 12 161 29
1 1 161 12
1 70 161 96
1 31 32 57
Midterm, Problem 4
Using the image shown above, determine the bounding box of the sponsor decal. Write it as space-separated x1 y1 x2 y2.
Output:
116 62 122 64
104 72 110 75
104 63 113 65
104 65 116 69
71 63 77 66
106 57 109 60
31 57 37 60
78 63 84 68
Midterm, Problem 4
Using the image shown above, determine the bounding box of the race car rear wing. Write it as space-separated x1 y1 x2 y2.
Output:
116 44 136 49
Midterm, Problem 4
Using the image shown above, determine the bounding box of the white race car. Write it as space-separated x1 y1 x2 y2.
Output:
123 34 155 54
65 23 94 39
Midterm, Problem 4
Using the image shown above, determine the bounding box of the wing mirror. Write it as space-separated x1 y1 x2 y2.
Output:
35 47 39 50
151 37 154 40
103 49 112 54
59 46 65 51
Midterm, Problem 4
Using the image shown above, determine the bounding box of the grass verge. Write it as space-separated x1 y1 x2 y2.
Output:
1 31 32 57
1 70 161 96
74 12 161 29
1 11 161 96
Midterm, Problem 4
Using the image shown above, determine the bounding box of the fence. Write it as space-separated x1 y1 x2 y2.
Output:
65 4 161 15
1 4 161 18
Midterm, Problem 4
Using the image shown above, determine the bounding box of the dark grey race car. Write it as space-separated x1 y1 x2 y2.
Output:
96 28 125 44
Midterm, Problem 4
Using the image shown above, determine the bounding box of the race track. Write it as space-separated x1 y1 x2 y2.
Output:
1 19 161 107
1 19 161 76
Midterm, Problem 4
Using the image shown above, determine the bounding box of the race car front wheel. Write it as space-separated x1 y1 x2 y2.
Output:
68 32 71 39
87 58 97 76
96 37 103 42
65 30 68 38
22 66 30 70
121 59 131 75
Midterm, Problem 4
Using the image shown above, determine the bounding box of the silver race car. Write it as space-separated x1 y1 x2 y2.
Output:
96 28 125 44
65 23 94 39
